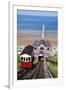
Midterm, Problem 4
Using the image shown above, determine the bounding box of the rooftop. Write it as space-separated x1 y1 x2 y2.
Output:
21 45 33 56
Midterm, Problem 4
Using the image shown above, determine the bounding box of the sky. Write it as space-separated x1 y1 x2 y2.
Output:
17 9 58 31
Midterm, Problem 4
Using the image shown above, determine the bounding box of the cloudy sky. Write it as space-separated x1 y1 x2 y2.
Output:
17 9 58 31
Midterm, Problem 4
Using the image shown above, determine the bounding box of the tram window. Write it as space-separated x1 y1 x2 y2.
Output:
26 58 28 61
21 57 23 60
24 58 25 61
28 57 30 61
41 58 43 61
26 58 27 61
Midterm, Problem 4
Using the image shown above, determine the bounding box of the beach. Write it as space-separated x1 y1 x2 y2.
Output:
17 29 58 48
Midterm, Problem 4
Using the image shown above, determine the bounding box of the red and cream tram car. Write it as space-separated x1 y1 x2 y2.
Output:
20 54 32 68
20 45 33 68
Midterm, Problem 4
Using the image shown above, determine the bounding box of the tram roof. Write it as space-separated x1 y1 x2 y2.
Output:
21 45 33 56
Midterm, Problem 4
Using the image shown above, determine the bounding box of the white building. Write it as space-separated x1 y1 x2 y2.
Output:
33 24 52 58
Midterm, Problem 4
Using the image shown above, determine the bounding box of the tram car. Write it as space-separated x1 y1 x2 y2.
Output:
20 45 33 68
38 51 44 62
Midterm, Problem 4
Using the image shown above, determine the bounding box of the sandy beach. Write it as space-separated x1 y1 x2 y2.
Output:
17 30 58 48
